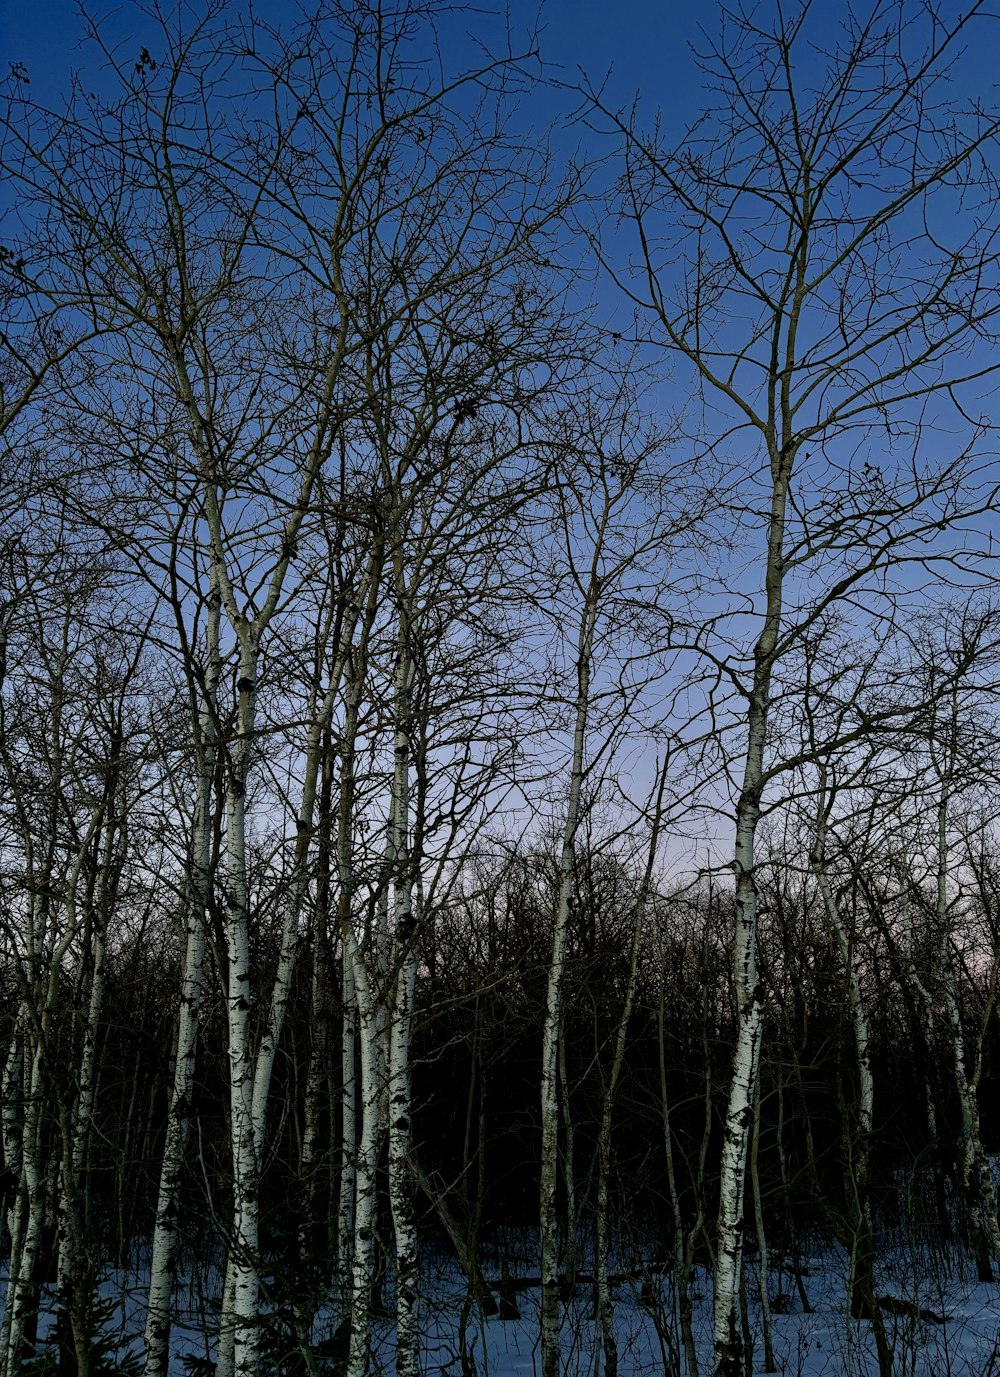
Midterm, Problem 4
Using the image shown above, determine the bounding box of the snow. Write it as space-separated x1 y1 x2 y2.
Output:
6 1233 1000 1375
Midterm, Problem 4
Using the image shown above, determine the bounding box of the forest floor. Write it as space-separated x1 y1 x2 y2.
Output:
7 1233 1000 1375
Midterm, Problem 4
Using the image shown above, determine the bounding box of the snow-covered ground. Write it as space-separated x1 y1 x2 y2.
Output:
452 1247 1000 1377
7 1233 1000 1375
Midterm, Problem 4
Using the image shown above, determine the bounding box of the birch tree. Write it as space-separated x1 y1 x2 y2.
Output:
0 540 151 1377
334 312 589 1377
592 6 1000 1369
0 6 594 1374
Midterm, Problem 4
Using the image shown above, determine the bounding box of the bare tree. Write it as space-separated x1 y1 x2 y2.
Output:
0 4 602 1373
0 533 152 1377
881 608 1000 1280
590 4 1000 1369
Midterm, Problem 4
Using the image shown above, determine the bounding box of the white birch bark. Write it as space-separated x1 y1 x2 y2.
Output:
659 959 704 1377
0 662 62 1377
297 879 333 1347
0 904 47 1377
815 782 876 1211
895 772 1000 1282
299 899 330 1254
813 837 872 1142
750 1079 775 1374
386 643 420 1377
195 523 370 1377
336 658 402 1377
557 1029 577 1293
344 943 384 1377
388 942 419 1376
712 739 767 1377
246 634 357 1162
5 910 94 1374
2 1025 24 1230
809 778 881 1327
338 957 358 1312
218 631 261 1377
540 592 596 1377
225 582 373 1376
327 558 384 1372
165 265 351 1377
713 446 793 1377
341 789 395 1377
215 1261 238 1377
0 1039 45 1377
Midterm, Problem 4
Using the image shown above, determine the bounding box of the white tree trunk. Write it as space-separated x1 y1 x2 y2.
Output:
219 635 261 1377
145 904 209 1377
2 1024 24 1233
344 945 384 1377
713 453 791 1377
215 1260 238 1377
388 944 418 1377
299 927 329 1245
595 762 670 1377
213 564 369 1377
713 762 766 1377
330 596 385 1377
813 866 873 1139
0 813 99 1377
811 780 878 1317
386 645 419 1377
2 1037 46 1377
338 957 358 1312
540 597 594 1377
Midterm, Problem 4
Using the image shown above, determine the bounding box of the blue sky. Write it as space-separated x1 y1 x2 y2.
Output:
6 2 996 194
4 0 1000 856
1 0 707 131
6 0 997 576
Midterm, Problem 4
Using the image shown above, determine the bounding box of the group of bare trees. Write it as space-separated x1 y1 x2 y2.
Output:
3 1 1000 1375
590 2 1000 1367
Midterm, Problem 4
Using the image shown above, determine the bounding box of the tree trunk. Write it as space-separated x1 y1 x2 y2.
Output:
714 450 792 1377
540 594 595 1377
387 643 420 1377
218 634 261 1377
345 952 384 1377
750 1080 775 1374
338 957 359 1314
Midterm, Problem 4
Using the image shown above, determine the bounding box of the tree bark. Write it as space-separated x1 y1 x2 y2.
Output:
540 594 595 1377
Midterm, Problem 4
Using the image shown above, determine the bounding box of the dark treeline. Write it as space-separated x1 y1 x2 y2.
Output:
44 849 1000 1248
6 817 1000 1349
